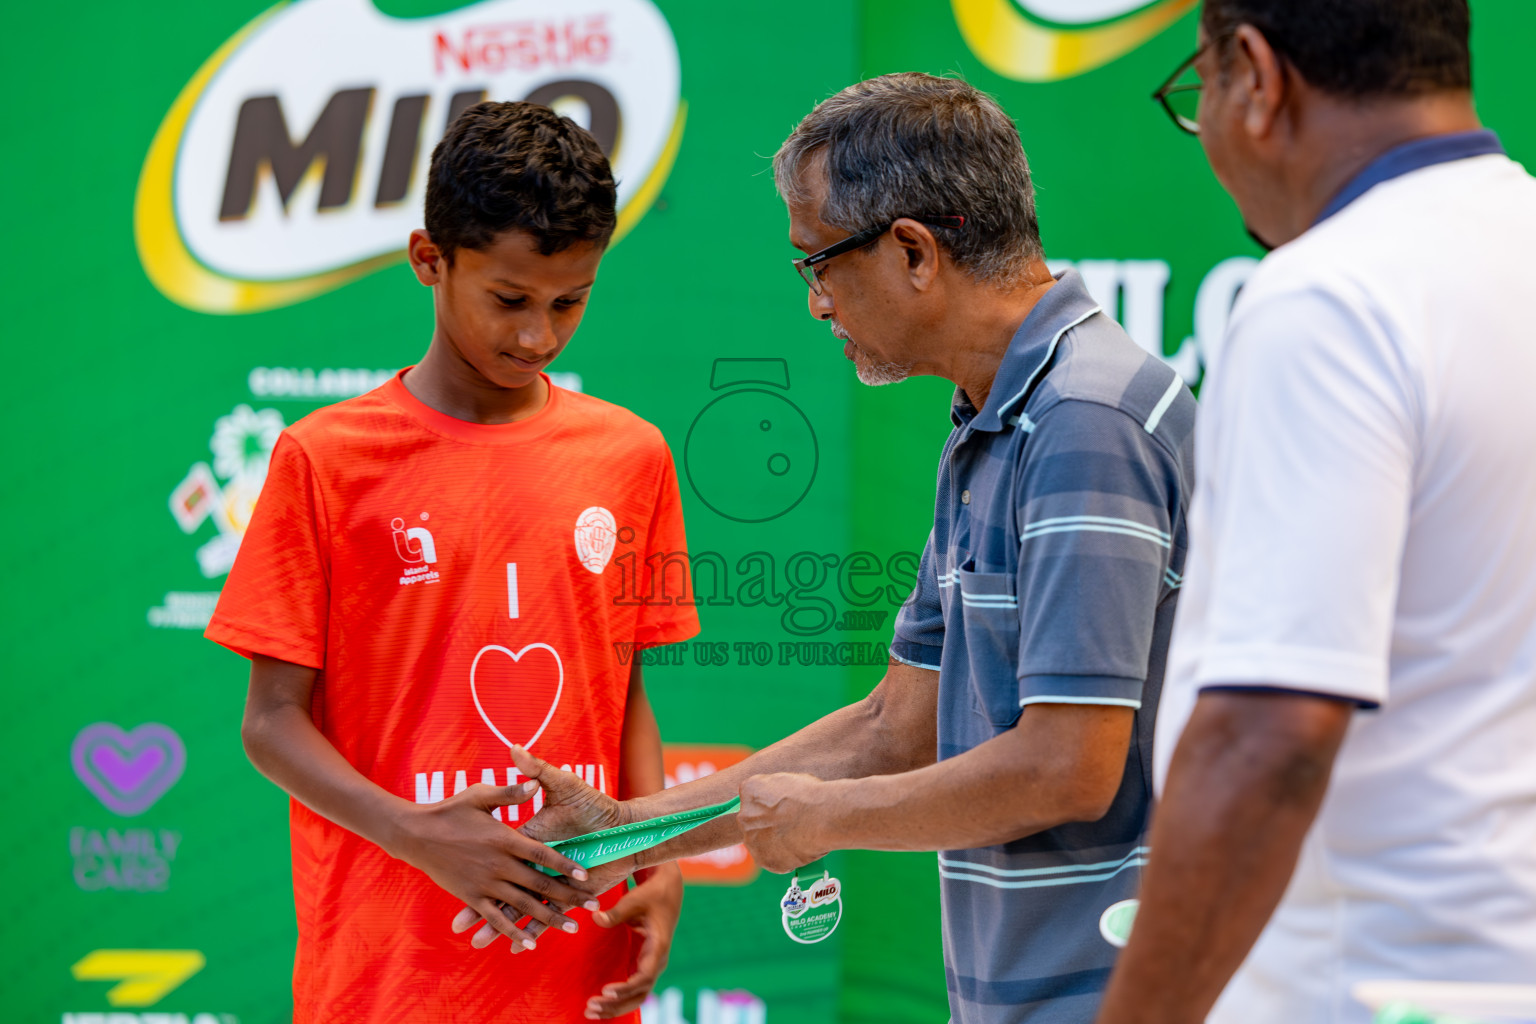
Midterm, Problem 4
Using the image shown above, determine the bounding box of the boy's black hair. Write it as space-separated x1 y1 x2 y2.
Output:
1203 0 1471 98
425 100 617 262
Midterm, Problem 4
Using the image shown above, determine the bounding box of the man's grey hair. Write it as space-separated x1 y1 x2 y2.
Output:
774 73 1044 284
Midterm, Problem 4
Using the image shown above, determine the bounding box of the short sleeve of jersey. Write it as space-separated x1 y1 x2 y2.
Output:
205 432 331 669
1189 286 1414 706
1014 399 1187 708
890 529 945 670
631 448 702 649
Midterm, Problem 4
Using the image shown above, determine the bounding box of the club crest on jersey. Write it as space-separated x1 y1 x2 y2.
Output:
393 514 441 586
574 506 617 574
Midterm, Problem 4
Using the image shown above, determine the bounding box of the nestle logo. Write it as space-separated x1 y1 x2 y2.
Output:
434 16 611 75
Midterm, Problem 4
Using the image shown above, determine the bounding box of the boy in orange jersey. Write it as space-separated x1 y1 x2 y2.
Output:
206 101 698 1023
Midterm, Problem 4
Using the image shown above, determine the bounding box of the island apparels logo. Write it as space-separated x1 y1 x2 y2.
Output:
135 0 684 314
393 513 441 586
685 359 817 523
952 0 1196 82
169 404 285 578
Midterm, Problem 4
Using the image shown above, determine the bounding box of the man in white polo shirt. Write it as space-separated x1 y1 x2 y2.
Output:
1097 1 1536 1022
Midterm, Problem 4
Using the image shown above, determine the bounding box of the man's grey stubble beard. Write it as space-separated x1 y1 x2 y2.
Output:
833 318 911 387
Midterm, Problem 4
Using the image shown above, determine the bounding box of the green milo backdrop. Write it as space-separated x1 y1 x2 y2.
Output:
4 1 1532 1021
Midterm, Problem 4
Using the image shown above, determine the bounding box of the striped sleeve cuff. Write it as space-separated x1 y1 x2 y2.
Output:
890 638 942 670
1018 673 1143 709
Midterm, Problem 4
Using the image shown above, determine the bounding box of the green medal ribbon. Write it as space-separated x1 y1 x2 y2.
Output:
795 858 828 882
531 796 742 876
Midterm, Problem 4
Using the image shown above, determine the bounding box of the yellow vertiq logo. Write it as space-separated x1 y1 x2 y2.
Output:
72 949 206 1006
952 0 1197 82
135 0 685 315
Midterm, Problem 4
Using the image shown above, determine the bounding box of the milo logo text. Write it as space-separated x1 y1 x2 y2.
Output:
136 0 683 314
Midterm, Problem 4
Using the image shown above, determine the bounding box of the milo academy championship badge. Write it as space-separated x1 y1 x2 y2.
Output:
780 858 842 944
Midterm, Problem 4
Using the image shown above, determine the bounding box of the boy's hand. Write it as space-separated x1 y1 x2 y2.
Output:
584 863 684 1020
458 854 639 951
391 779 601 950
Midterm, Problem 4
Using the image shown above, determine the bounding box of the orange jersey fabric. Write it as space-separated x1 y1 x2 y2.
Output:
207 370 700 1023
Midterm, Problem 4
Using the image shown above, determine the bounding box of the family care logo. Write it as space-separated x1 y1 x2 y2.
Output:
71 725 187 892
169 403 284 579
135 0 684 314
73 724 187 817
952 0 1196 81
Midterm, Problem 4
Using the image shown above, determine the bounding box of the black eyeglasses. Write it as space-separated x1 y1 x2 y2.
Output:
1153 44 1207 135
792 215 966 295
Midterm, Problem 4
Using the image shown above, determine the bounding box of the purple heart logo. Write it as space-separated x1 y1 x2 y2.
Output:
71 723 186 816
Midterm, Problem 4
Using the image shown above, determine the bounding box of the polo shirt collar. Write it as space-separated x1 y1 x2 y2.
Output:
953 267 1101 433
1315 128 1505 226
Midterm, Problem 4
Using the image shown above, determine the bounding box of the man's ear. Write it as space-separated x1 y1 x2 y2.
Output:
889 218 942 291
408 228 446 286
1232 24 1288 142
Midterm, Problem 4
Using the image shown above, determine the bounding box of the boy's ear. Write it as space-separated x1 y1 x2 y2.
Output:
408 229 446 286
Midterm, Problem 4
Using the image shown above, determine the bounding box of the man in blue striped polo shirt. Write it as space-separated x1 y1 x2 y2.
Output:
496 73 1196 1023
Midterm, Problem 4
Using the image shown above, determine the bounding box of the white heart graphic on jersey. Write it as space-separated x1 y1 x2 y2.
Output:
574 506 618 574
470 643 564 751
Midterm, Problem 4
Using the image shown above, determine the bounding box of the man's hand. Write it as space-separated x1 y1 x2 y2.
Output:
739 772 833 873
391 780 601 951
451 744 637 947
513 744 631 846
582 863 684 1020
